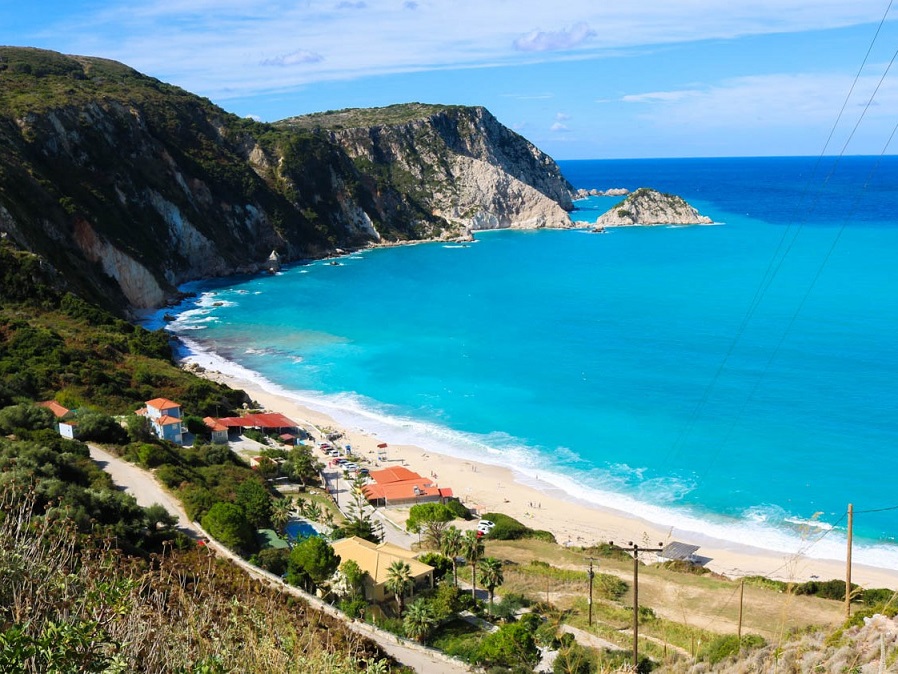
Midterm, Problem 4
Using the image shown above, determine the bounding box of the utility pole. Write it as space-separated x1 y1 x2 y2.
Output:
737 578 744 639
846 502 854 619
587 559 596 626
613 541 664 669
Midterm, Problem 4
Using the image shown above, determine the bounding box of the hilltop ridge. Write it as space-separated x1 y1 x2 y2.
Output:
0 48 573 314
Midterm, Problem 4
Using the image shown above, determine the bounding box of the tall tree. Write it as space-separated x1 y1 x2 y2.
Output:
235 478 272 529
286 536 340 592
332 475 382 543
440 525 463 587
479 557 504 612
270 496 293 536
384 560 413 616
460 529 484 600
406 502 455 549
285 445 321 486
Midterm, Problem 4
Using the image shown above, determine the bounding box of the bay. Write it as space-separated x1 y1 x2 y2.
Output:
160 156 898 569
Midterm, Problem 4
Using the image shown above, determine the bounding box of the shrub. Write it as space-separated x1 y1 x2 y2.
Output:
136 443 170 468
75 411 128 444
252 547 291 576
418 552 453 581
202 502 256 554
339 597 368 619
0 403 55 434
155 463 193 489
445 498 472 519
480 512 530 540
795 579 856 601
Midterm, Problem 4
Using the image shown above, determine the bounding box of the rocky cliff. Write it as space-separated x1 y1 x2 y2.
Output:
594 188 712 227
0 48 573 314
278 104 574 232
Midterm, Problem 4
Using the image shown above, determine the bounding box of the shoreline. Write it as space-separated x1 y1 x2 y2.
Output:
177 344 898 590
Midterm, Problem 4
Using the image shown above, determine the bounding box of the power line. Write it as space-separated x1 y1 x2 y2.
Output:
669 22 898 491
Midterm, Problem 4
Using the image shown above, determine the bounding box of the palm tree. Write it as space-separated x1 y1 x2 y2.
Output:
402 599 436 643
479 557 504 612
460 529 484 600
385 560 413 616
440 526 463 587
271 496 293 536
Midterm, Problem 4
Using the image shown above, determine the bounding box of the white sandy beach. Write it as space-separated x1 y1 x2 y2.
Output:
190 361 898 590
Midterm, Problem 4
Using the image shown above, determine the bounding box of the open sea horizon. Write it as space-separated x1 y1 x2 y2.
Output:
154 156 898 573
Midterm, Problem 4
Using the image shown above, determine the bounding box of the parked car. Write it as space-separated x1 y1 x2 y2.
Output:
476 519 495 537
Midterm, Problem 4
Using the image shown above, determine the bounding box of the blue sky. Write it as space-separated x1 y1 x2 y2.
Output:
3 1 897 159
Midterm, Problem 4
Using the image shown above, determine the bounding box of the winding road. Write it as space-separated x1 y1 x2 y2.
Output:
88 444 472 674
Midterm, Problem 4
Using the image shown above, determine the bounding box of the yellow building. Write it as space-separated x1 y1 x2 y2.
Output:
331 536 434 603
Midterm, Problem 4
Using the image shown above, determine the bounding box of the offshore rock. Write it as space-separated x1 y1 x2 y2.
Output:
594 188 713 227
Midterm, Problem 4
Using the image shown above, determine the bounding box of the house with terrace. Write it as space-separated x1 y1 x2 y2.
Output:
330 536 434 603
143 397 185 445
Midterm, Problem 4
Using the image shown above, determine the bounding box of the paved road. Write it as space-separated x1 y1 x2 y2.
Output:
89 445 472 674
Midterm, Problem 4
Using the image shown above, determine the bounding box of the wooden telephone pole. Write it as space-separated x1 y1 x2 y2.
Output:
846 503 854 619
587 559 596 625
614 541 664 669
737 579 744 639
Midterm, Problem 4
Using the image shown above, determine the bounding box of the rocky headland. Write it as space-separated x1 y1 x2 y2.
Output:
594 187 713 228
0 49 574 314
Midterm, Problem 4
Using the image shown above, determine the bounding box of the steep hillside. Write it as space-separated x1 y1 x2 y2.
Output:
0 48 573 314
281 103 574 231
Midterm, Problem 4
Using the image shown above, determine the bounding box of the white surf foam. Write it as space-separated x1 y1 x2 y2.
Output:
172 334 898 574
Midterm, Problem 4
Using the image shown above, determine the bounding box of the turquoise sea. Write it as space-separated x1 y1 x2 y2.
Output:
156 156 898 570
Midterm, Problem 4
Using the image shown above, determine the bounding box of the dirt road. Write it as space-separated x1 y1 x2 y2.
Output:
88 444 472 674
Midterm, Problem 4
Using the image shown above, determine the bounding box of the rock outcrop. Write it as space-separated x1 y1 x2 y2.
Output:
0 49 574 313
280 104 574 233
594 188 712 227
573 187 629 199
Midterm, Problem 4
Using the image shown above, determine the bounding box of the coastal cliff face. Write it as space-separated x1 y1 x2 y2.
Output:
278 104 574 233
0 49 573 313
595 188 712 227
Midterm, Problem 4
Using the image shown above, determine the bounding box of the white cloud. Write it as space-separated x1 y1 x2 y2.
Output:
614 71 898 153
261 50 324 67
555 112 571 120
40 0 893 103
550 122 570 132
514 22 595 53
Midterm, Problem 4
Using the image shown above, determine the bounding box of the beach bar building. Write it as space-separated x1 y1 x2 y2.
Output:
213 412 300 437
331 536 434 603
363 466 453 508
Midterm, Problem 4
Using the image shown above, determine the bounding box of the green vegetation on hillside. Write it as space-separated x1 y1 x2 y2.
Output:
277 103 463 130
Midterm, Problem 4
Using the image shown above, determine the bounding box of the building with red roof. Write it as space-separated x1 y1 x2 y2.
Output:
363 466 453 508
144 398 184 444
213 412 299 433
38 400 70 418
203 416 229 444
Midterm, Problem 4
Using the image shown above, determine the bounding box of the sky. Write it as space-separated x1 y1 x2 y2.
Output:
3 1 898 159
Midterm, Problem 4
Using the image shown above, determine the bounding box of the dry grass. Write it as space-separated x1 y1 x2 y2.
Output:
485 538 846 648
